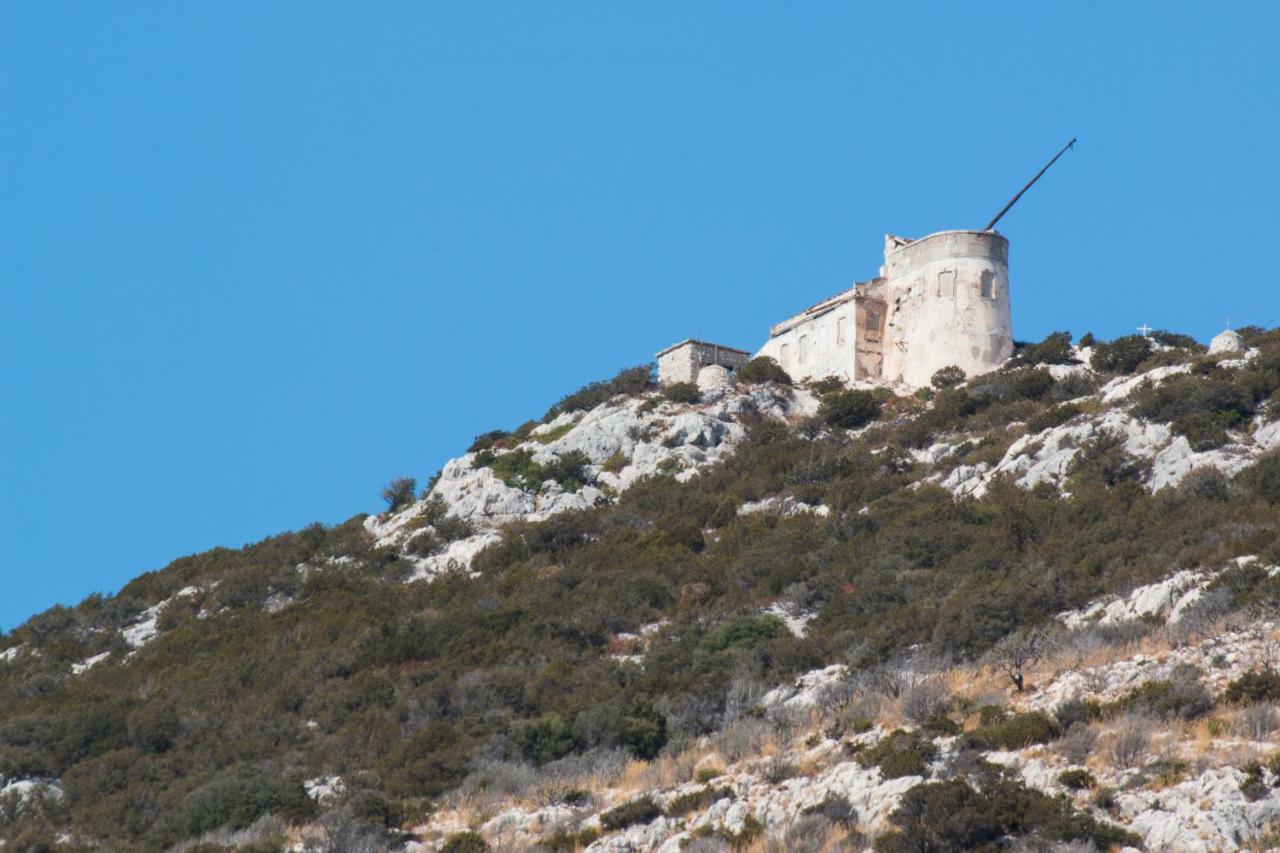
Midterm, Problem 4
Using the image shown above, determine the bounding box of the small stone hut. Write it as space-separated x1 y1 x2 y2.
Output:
656 339 750 385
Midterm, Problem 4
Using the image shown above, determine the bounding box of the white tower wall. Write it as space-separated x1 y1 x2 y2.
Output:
880 231 1012 387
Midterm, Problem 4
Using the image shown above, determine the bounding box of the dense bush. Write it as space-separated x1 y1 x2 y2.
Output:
818 389 883 430
857 729 937 779
1090 334 1154 374
1057 768 1096 789
874 765 1139 852
735 356 792 386
441 831 489 853
546 364 655 420
662 382 701 404
666 785 733 817
472 448 594 493
600 797 662 830
1110 666 1213 720
619 700 667 760
930 365 966 389
1129 361 1280 450
380 477 417 512
972 710 1061 750
10 329 1280 847
468 431 512 454
517 713 577 766
1224 669 1280 704
1014 330 1075 366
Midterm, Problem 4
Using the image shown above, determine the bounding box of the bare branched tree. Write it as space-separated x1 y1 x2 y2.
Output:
992 625 1053 692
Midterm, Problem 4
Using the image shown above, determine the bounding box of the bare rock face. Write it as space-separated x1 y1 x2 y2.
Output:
364 384 817 578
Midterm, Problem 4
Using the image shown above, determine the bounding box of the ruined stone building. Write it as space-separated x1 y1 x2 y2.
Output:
658 229 1014 389
656 340 751 390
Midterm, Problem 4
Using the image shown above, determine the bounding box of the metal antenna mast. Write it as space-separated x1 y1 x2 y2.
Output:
982 138 1076 232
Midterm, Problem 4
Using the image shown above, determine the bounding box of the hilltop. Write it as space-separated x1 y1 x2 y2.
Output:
6 327 1280 851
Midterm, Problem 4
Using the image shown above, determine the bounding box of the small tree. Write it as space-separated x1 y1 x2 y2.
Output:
1090 335 1153 374
661 381 701 404
736 356 792 386
818 389 882 430
992 626 1050 692
620 700 667 760
380 477 417 512
930 365 966 389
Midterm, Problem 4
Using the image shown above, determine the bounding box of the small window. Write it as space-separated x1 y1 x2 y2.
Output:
865 310 881 332
980 270 995 299
836 317 847 346
936 269 956 298
799 335 809 364
780 343 789 366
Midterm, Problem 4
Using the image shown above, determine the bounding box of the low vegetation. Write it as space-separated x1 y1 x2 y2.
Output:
7 328 1280 848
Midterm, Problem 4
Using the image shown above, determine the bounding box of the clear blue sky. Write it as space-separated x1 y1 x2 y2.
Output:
3 3 1278 630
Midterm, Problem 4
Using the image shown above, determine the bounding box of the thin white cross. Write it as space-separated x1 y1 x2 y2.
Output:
1137 324 1152 338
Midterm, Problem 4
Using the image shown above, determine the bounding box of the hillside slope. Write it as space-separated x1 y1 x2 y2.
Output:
6 329 1280 851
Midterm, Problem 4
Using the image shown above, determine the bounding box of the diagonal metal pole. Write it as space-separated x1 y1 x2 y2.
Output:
983 138 1076 232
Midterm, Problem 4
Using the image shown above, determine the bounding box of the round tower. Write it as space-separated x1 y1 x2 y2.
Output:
879 230 1013 387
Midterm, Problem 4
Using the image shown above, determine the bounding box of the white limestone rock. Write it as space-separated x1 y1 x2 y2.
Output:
367 387 818 574
1118 767 1280 852
1099 364 1191 405
1056 568 1215 629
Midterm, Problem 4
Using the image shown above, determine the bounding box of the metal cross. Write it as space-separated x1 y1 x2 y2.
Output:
1137 324 1152 338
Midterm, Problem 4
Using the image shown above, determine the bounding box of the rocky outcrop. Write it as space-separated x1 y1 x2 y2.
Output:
365 385 817 579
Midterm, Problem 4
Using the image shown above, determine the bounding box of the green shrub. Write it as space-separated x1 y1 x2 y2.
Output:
1150 330 1201 349
473 449 594 493
176 766 315 838
809 376 845 395
620 700 667 760
1224 669 1280 704
441 831 489 853
1091 334 1153 374
874 767 1139 852
735 356 792 386
1111 668 1213 720
1057 768 1096 789
600 796 662 830
931 365 966 389
468 431 511 453
546 364 655 420
662 382 701 404
1067 429 1145 487
858 729 937 779
1016 331 1075 366
801 794 857 827
973 710 1061 749
819 389 883 430
433 514 476 543
517 713 577 766
380 477 417 512
1009 368 1054 400
1026 403 1080 433
665 785 733 816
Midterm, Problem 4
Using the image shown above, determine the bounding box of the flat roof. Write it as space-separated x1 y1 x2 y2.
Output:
655 338 752 358
883 229 1007 260
768 279 881 337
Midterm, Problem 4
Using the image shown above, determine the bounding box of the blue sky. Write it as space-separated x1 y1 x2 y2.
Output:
3 3 1278 630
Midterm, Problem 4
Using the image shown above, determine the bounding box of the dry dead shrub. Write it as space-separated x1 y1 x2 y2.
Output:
1235 704 1280 741
899 678 951 726
1107 716 1152 768
1061 721 1098 765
